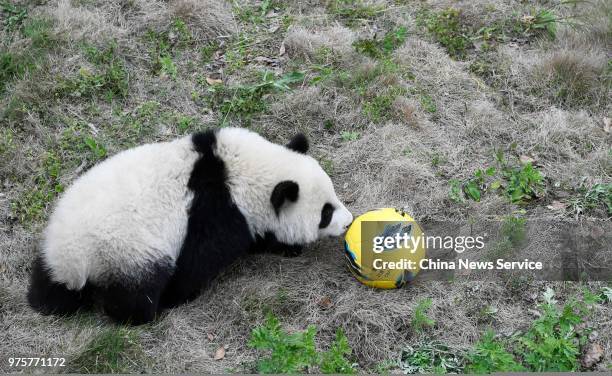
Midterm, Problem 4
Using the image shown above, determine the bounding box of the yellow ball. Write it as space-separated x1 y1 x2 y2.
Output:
343 208 426 289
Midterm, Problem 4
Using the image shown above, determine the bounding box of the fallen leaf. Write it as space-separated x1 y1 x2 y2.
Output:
317 296 333 309
213 346 225 360
603 117 611 134
279 43 285 56
581 343 603 368
546 201 566 211
206 77 222 85
207 333 214 341
519 155 535 164
268 24 280 33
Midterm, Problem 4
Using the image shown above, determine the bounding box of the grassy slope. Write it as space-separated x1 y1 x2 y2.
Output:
0 0 610 373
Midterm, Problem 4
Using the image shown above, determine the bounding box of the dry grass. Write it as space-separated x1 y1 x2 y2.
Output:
0 0 610 373
284 25 357 63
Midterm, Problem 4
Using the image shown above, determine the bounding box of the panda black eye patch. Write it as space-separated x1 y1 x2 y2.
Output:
319 203 335 228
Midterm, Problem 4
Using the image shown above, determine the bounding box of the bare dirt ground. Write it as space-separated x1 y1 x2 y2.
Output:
0 0 610 373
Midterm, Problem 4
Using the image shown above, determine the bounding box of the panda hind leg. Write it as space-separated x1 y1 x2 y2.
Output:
27 256 93 316
101 260 174 325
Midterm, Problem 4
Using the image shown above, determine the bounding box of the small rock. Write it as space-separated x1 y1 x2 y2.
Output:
547 201 566 211
206 77 223 85
519 155 535 164
581 343 603 369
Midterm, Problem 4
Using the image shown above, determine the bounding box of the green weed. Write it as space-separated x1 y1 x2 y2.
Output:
70 327 146 373
519 1 589 40
249 314 354 374
329 0 385 26
600 287 612 303
320 330 355 374
176 115 195 134
399 342 464 374
341 131 360 141
159 55 177 79
234 0 281 24
463 167 495 202
11 152 63 223
362 85 407 123
60 64 128 100
146 19 191 77
207 71 304 125
465 330 525 373
60 42 128 100
353 27 407 59
429 152 446 168
418 8 471 59
449 179 464 203
0 51 27 93
521 9 557 39
0 128 14 156
0 17 56 94
411 298 435 332
501 162 544 203
200 41 220 64
450 151 544 204
83 136 107 160
320 158 334 176
419 93 437 113
1 0 28 33
518 293 592 371
465 289 598 372
223 34 250 74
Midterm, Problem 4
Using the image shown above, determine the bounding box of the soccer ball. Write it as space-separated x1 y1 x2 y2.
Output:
343 208 426 289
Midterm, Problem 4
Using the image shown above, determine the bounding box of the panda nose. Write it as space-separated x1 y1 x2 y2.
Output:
343 211 354 230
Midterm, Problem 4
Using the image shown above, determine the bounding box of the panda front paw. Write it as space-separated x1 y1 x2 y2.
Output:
283 245 303 257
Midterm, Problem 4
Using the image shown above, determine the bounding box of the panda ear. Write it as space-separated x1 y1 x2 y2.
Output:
271 181 299 215
286 133 309 154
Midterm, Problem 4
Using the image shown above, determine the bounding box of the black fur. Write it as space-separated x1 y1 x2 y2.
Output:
160 130 254 309
271 180 299 215
319 203 334 228
251 232 304 257
27 256 92 316
286 133 309 154
102 259 174 324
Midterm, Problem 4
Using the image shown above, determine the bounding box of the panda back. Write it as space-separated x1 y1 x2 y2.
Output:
42 136 198 289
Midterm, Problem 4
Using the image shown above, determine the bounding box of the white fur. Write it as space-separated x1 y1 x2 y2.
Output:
215 128 353 244
42 136 197 289
42 128 353 290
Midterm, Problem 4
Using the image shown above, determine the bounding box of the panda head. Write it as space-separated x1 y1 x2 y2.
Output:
269 133 353 244
216 128 353 247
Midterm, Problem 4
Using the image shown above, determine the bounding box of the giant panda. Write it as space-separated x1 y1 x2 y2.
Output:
27 127 353 324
